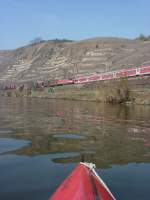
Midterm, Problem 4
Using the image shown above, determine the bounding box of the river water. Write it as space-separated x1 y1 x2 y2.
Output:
0 97 150 200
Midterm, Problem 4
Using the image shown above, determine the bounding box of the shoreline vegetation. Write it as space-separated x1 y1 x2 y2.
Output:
1 78 150 105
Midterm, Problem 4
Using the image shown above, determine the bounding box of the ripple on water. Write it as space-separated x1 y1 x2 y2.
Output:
53 133 86 139
0 138 30 154
0 128 14 134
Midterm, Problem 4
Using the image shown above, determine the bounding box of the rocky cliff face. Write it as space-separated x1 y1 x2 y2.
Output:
0 38 150 84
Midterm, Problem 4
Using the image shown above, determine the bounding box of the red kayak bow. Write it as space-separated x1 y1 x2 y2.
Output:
49 162 116 200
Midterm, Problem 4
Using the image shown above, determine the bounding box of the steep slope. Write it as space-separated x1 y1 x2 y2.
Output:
0 38 150 84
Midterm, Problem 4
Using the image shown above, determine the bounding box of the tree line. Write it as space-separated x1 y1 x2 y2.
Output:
137 34 150 41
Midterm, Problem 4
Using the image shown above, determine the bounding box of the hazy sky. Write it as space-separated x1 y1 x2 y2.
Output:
0 0 150 49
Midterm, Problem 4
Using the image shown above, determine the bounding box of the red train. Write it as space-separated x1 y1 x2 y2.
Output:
74 65 150 84
47 79 74 87
2 65 150 90
41 65 150 87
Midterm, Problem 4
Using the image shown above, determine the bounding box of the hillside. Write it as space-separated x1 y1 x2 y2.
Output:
0 37 150 84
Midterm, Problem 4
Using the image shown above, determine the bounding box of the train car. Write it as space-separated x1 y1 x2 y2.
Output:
115 68 137 78
56 79 74 86
48 79 74 87
74 77 88 84
47 80 58 87
126 68 137 77
87 74 101 82
101 72 114 80
139 65 150 75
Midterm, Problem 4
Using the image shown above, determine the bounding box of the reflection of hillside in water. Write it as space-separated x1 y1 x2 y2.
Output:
0 97 150 168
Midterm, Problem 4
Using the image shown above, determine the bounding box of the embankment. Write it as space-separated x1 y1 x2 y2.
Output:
1 77 150 105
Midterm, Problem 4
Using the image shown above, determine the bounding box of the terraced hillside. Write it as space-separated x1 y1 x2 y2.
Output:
0 38 150 84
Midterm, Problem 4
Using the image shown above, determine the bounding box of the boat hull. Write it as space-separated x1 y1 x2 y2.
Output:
49 163 116 200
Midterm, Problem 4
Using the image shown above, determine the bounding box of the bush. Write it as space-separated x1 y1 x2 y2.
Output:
138 34 150 41
95 78 130 103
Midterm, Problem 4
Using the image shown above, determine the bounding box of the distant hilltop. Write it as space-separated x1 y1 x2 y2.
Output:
0 37 150 84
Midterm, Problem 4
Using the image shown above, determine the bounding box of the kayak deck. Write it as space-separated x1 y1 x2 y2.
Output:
49 162 116 200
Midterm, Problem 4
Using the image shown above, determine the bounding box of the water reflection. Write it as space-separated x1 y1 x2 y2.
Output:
0 138 29 154
0 97 150 168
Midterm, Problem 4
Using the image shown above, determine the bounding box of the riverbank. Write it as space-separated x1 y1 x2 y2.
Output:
1 77 150 105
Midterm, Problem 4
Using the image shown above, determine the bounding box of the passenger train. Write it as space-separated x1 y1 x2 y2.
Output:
47 65 150 86
73 65 150 84
2 65 150 90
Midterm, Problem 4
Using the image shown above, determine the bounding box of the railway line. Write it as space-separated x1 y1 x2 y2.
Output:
1 65 150 90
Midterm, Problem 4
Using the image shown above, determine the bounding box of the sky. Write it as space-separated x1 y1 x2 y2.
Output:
0 0 150 49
